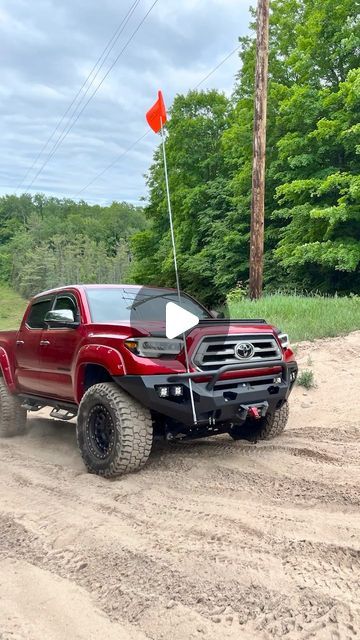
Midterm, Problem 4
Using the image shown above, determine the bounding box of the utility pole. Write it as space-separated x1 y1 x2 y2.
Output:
249 0 270 299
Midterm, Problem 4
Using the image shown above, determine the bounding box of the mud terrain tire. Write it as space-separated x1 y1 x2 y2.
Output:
229 401 289 442
77 382 153 477
0 377 27 437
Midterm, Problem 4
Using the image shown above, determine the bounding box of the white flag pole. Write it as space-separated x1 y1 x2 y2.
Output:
159 117 197 425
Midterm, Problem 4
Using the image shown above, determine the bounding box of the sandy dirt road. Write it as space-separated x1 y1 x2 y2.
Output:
0 332 359 640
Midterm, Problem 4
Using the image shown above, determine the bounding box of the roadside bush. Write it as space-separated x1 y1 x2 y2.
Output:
297 369 316 390
226 282 248 305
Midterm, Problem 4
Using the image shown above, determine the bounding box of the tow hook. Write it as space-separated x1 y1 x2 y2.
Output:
238 401 268 421
248 406 261 420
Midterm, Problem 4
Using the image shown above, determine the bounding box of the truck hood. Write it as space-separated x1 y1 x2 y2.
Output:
87 318 278 340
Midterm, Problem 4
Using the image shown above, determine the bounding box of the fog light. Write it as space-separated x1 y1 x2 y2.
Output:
290 371 297 382
273 376 282 384
171 385 183 396
157 386 169 398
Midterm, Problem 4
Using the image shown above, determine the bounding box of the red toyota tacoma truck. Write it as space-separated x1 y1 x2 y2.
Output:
0 284 297 477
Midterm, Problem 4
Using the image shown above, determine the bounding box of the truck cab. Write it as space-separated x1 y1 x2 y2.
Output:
0 284 297 477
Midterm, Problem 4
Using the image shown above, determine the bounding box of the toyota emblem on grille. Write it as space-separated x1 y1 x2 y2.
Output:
234 341 255 360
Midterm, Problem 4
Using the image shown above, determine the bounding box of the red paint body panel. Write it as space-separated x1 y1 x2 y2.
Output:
0 285 296 404
0 342 17 392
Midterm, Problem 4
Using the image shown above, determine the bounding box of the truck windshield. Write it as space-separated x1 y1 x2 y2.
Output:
86 287 210 323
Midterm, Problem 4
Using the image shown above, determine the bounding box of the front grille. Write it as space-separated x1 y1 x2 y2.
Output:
193 334 281 371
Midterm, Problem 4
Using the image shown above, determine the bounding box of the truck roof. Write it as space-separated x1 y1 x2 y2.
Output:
32 283 178 299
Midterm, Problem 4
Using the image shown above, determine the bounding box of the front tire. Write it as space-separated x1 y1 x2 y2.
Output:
229 401 289 442
0 377 27 437
76 382 153 477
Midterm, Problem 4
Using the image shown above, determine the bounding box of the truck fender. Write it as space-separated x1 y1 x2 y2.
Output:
74 344 126 404
0 347 16 393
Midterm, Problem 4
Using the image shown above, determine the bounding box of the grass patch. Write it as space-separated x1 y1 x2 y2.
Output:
297 369 316 389
228 294 360 342
0 285 27 330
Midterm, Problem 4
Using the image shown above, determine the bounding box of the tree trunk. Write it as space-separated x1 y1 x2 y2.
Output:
249 0 270 300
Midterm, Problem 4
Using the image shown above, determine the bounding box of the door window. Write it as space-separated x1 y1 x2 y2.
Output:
26 299 53 329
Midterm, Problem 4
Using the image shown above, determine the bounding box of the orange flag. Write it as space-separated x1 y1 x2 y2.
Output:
146 90 167 133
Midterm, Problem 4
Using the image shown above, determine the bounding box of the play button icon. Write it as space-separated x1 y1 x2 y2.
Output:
166 302 199 339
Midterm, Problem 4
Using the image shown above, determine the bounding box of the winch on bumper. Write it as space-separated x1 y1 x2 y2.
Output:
115 360 298 431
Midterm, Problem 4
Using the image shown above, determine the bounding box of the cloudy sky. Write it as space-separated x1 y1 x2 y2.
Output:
0 0 252 204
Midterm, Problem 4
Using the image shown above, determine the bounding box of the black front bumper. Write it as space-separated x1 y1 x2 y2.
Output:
115 360 298 429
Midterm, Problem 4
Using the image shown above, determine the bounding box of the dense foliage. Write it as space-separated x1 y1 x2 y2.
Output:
131 0 360 303
0 195 146 297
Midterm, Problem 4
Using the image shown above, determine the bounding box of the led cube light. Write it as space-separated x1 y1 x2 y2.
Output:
156 385 184 398
171 385 183 397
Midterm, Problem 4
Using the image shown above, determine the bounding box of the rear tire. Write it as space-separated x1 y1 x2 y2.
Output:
76 382 153 477
0 377 27 437
229 401 289 442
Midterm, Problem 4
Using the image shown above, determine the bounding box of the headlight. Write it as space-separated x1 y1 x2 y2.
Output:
278 332 290 349
124 337 183 358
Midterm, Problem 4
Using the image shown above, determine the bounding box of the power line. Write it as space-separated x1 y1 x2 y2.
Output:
76 132 150 197
18 0 142 190
25 0 160 192
194 45 240 89
24 0 151 192
73 44 241 198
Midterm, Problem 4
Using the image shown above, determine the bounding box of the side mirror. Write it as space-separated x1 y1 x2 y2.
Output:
44 309 79 328
210 309 225 319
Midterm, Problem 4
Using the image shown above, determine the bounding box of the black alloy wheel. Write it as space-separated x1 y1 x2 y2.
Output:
86 404 115 460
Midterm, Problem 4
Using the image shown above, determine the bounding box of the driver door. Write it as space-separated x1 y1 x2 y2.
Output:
37 292 83 401
15 295 54 394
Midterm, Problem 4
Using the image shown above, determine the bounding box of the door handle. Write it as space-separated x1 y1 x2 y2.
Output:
16 340 24 345
40 340 50 346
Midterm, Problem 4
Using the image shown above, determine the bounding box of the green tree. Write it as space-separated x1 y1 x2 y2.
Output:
0 195 147 296
223 0 360 293
273 69 360 291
